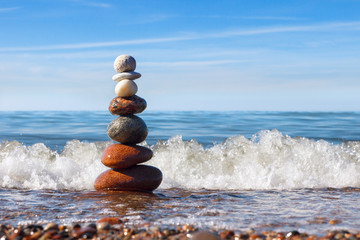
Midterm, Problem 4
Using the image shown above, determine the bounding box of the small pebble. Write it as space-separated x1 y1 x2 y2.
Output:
191 231 220 240
220 230 235 239
86 223 97 229
329 219 342 224
182 224 197 232
250 233 266 239
97 217 123 225
286 230 300 238
39 229 57 240
73 227 97 238
113 55 136 73
238 233 250 239
43 222 58 231
96 222 110 231
30 229 43 239
73 224 81 231
115 79 138 97
112 72 141 81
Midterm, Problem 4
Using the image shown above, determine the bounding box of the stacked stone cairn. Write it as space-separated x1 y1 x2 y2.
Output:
94 55 162 192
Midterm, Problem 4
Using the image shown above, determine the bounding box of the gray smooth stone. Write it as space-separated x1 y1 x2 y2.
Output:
113 55 136 73
112 72 141 81
191 231 220 240
107 115 148 144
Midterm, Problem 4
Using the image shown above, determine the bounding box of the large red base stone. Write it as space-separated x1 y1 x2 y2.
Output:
94 165 162 192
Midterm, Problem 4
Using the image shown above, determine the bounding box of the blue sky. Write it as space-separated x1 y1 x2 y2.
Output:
0 0 360 111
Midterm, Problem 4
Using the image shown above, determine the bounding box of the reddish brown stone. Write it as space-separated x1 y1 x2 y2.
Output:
109 95 147 115
97 217 123 225
101 144 153 168
94 165 162 192
73 227 97 238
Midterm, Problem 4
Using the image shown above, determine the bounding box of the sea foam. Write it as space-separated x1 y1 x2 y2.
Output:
1 130 359 190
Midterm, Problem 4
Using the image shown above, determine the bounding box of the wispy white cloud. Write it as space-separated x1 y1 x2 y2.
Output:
142 59 247 67
241 16 306 21
117 14 176 25
1 21 360 52
0 36 194 52
71 0 112 8
205 21 360 38
206 15 306 21
0 7 19 13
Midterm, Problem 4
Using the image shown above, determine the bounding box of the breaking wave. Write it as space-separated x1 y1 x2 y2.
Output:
1 130 359 190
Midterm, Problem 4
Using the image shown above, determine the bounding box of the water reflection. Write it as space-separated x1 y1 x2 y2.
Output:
0 188 359 234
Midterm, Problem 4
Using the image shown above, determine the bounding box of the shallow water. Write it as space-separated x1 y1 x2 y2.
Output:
0 111 360 233
1 188 359 235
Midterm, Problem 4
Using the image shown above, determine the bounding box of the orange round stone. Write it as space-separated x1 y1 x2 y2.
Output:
109 95 147 115
94 165 162 192
97 217 123 225
101 144 153 168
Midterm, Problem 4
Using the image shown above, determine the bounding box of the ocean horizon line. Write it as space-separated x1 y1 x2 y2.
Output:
1 109 359 113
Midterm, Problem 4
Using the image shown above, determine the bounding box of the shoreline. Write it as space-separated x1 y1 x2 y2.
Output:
1 218 359 240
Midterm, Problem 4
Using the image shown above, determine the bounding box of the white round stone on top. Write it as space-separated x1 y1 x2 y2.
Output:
113 55 136 73
112 72 141 82
114 79 138 97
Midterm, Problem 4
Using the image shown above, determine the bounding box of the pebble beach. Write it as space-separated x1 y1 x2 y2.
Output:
1 219 360 240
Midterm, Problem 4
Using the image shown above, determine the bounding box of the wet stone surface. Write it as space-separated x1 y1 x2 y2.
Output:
101 143 153 169
107 115 148 144
94 165 163 192
109 95 147 116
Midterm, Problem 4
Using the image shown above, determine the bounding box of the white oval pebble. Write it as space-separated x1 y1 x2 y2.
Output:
44 222 58 231
113 55 136 73
115 79 138 97
112 72 141 82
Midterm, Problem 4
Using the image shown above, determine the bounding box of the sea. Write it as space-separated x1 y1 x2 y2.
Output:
0 111 359 235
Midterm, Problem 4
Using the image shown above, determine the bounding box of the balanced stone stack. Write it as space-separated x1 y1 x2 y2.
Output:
94 55 162 192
